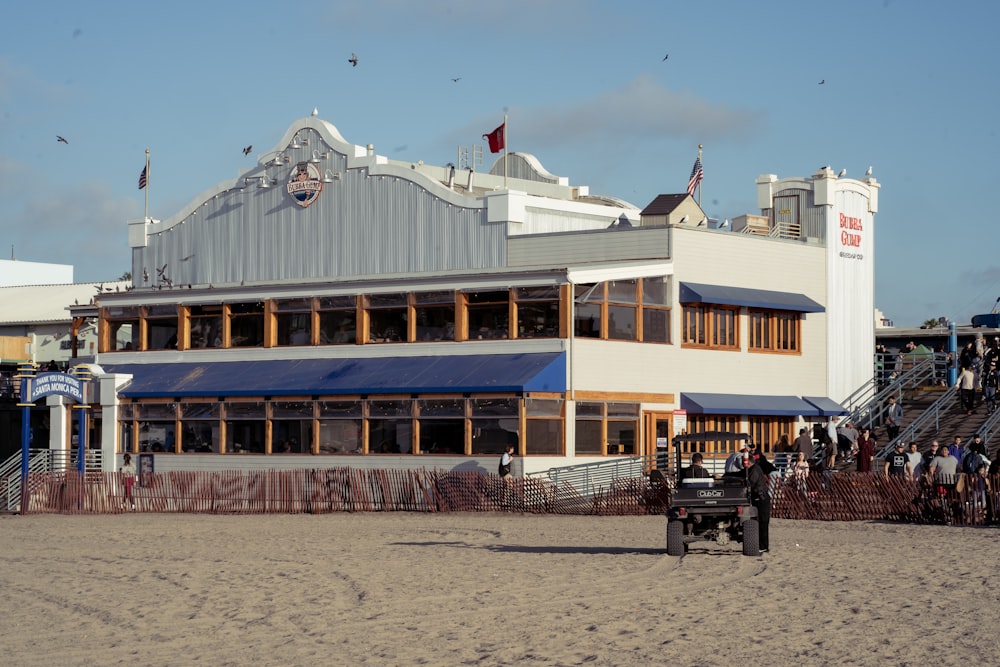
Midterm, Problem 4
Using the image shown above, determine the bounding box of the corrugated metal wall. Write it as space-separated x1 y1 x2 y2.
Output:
134 146 506 288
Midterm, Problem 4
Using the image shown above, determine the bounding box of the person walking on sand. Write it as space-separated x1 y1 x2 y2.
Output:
498 444 514 478
120 453 137 511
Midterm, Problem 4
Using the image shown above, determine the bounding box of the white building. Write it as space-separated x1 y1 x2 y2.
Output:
48 113 879 474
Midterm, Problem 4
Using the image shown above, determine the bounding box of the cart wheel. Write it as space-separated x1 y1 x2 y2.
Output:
742 519 760 556
667 520 684 556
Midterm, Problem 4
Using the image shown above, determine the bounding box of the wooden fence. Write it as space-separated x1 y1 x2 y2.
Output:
19 469 1000 526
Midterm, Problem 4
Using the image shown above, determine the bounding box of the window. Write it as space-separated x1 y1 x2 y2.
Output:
144 304 178 350
368 399 413 453
640 277 670 344
417 398 465 454
271 401 314 453
525 398 563 455
747 416 796 454
471 398 519 455
607 280 637 341
318 296 357 345
682 304 739 350
137 403 177 453
575 402 639 455
414 291 455 342
226 401 266 453
684 415 741 455
229 302 264 348
179 402 220 453
465 290 509 340
189 305 223 349
275 298 314 346
574 278 669 343
573 284 603 338
514 286 560 339
103 306 140 351
318 401 363 454
366 293 408 343
748 309 800 353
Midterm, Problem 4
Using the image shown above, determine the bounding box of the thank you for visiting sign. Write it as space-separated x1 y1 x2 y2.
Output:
27 372 86 403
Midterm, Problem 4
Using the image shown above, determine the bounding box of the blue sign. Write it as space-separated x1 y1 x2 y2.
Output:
27 372 86 403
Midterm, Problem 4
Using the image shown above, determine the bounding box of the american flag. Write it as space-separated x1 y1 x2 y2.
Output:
138 165 148 190
687 157 703 196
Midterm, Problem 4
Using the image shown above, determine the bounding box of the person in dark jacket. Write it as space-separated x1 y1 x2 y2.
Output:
680 452 712 480
743 453 771 553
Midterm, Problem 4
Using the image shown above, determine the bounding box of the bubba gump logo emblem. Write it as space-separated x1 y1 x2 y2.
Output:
286 162 323 208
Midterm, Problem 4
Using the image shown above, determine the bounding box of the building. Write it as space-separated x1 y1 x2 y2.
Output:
48 112 879 474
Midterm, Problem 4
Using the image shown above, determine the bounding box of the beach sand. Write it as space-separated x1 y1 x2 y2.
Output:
3 513 998 666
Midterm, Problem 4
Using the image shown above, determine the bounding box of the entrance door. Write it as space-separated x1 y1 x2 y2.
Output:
643 411 673 470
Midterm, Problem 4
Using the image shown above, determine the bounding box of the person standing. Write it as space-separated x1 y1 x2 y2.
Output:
743 452 771 553
120 453 137 511
884 441 911 478
982 361 999 414
905 441 923 480
498 444 514 478
956 365 977 415
884 397 903 442
793 427 813 460
856 428 876 473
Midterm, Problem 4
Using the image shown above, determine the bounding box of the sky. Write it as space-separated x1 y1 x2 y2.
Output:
2 0 999 327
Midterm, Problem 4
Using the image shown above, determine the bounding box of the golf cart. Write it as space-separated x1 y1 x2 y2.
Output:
663 431 760 557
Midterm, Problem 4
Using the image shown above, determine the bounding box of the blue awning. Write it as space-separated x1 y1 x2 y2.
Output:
681 393 817 416
802 396 850 416
105 352 566 398
679 282 824 313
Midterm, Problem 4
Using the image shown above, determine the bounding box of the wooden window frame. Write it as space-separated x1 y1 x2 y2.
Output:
748 309 801 354
681 303 739 350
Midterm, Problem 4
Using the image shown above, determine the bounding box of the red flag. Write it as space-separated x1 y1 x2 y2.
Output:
483 123 505 153
138 165 148 190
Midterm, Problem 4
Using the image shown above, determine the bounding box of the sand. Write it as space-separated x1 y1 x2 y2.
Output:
3 513 998 666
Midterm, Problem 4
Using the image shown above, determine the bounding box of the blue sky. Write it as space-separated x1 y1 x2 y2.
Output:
1 0 998 327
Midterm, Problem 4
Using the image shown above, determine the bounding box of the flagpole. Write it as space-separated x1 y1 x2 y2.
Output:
697 144 702 209
144 148 150 222
503 113 508 189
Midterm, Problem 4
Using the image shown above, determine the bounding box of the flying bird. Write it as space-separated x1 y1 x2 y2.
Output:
662 53 669 61
348 53 358 67
818 79 825 85
56 135 68 144
451 77 461 82
242 145 252 155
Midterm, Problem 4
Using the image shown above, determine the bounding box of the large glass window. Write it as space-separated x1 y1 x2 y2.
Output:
318 296 356 345
573 284 602 338
515 286 560 339
465 290 509 340
368 399 413 453
748 309 800 353
574 402 639 455
470 398 519 455
684 415 741 455
574 401 604 455
607 279 638 341
640 277 670 344
414 291 455 342
144 304 178 350
272 401 314 453
525 398 563 455
137 403 177 453
366 293 408 343
318 401 363 454
179 402 219 452
226 401 265 453
275 298 314 346
104 306 140 351
229 301 264 348
189 304 223 349
417 398 465 454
